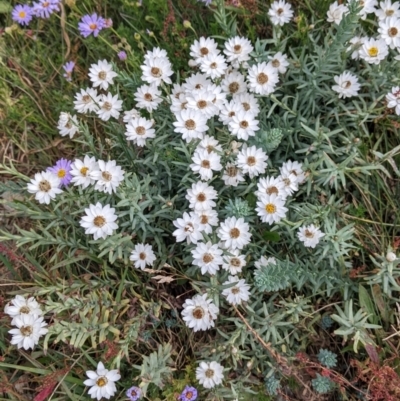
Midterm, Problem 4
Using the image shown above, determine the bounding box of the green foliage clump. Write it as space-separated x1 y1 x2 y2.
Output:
317 349 338 368
311 374 335 394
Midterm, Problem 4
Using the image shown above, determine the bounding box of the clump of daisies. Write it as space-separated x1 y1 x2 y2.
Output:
5 295 48 350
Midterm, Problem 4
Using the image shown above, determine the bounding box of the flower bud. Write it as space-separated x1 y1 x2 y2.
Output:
386 252 397 262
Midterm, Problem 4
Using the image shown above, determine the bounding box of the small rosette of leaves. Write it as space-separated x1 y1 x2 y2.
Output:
311 374 335 394
265 374 281 396
317 349 337 368
249 128 283 153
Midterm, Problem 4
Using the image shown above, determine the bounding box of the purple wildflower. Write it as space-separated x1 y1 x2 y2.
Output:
12 4 33 26
78 13 105 38
178 386 198 401
63 61 75 81
126 386 141 401
47 158 72 187
33 0 60 19
118 51 127 61
198 0 212 5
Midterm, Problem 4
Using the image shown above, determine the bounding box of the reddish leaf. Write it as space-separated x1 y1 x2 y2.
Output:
34 384 56 401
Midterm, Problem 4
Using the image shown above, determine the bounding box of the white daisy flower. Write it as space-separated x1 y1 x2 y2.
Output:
172 212 203 244
123 108 140 124
254 255 277 269
134 83 162 112
256 176 288 200
57 112 80 138
224 36 254 65
197 135 223 154
195 208 219 234
375 0 400 20
70 156 98 189
207 83 227 110
268 52 289 74
236 145 268 178
90 160 125 194
186 88 219 118
96 93 123 121
181 294 219 332
141 56 173 86
297 224 325 248
222 249 246 275
73 87 100 114
268 0 294 26
386 86 400 115
378 16 400 48
280 160 306 184
247 62 279 96
186 181 218 211
200 53 228 79
27 171 62 205
8 314 48 350
190 149 223 181
233 92 261 115
4 295 43 325
279 172 299 196
228 110 259 140
347 36 366 60
190 37 220 65
80 203 119 240
130 243 156 270
171 83 185 100
182 72 212 93
256 194 288 224
125 117 156 147
192 241 223 275
326 1 349 24
83 361 121 401
222 163 245 187
170 93 188 114
359 37 389 64
219 100 243 126
222 275 251 305
173 109 209 143
332 71 361 98
217 216 252 250
88 60 118 91
144 47 168 61
221 71 248 96
352 0 378 19
196 361 224 388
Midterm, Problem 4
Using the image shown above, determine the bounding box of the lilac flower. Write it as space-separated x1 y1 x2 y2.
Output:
126 386 141 401
47 158 72 187
63 61 75 81
33 0 60 19
12 5 33 26
78 13 106 38
179 386 198 401
118 51 127 61
198 0 212 5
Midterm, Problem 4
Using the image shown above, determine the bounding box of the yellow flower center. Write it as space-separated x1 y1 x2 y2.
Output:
57 169 66 178
367 46 378 57
96 377 108 387
94 216 106 228
265 203 277 214
89 23 97 30
19 11 27 18
80 167 89 176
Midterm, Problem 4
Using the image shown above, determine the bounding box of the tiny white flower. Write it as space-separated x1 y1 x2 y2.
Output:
200 53 228 79
375 0 400 20
130 243 156 270
195 208 219 234
222 163 246 187
256 194 288 224
254 255 277 269
80 203 118 240
83 361 121 401
208 83 227 111
386 86 400 115
88 60 118 91
222 275 251 305
144 47 168 61
268 0 294 26
74 87 100 114
123 108 140 124
219 100 243 126
352 0 378 19
182 72 212 93
192 241 223 275
326 1 349 24
378 16 400 48
228 110 259 140
297 224 325 248
236 145 268 178
279 172 299 196
9 314 48 350
4 295 43 325
332 71 361 99
173 109 209 143
96 93 123 121
186 181 218 211
27 171 62 205
141 56 173 86
197 135 223 154
190 149 223 181
222 249 246 275
221 71 248 96
134 83 163 112
268 52 290 74
57 112 80 138
70 156 98 189
181 294 219 332
248 62 279 96
196 361 224 388
90 160 125 194
173 212 203 244
170 93 188 114
256 176 288 200
218 216 252 250
186 88 219 118
347 36 366 60
280 160 306 184
125 116 156 147
190 37 220 65
233 92 260 115
359 37 389 64
224 36 254 65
